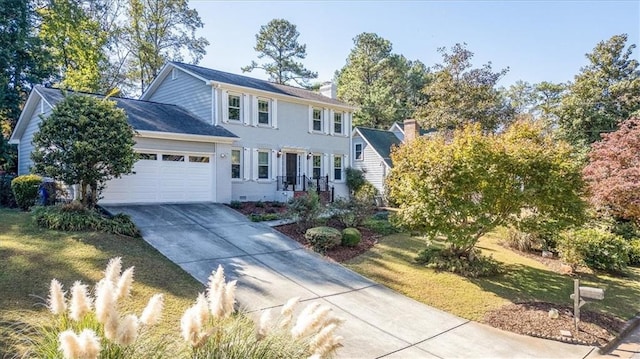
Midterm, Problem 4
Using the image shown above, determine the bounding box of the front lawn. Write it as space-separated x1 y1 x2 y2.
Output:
0 208 203 356
345 230 640 323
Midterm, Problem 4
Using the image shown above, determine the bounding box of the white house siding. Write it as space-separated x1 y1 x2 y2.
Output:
146 69 211 123
215 93 350 201
352 136 388 195
18 99 51 175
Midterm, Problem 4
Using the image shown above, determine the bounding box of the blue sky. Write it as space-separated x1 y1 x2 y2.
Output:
190 0 639 87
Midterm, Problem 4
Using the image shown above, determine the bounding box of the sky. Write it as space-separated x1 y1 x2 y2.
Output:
189 0 640 88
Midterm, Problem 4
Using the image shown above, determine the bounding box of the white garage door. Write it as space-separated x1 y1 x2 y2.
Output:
100 152 214 204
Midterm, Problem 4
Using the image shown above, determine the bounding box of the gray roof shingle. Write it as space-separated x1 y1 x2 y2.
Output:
355 127 403 167
171 62 350 107
36 86 238 139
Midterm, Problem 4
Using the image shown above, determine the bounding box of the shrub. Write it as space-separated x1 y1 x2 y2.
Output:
342 228 362 247
330 197 376 228
629 239 640 266
505 228 544 252
611 220 640 240
0 173 16 207
229 200 242 209
345 167 366 194
249 213 280 222
286 191 321 231
304 226 342 253
415 244 502 278
11 174 42 210
255 200 265 208
363 217 399 236
354 181 379 203
558 228 629 272
33 204 140 237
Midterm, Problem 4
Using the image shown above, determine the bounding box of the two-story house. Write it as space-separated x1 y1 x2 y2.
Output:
9 62 355 204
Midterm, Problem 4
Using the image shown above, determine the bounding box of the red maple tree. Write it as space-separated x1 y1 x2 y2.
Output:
583 117 640 222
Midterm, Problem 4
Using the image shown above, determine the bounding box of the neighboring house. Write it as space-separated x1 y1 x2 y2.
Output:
352 119 427 195
10 62 355 204
141 62 354 203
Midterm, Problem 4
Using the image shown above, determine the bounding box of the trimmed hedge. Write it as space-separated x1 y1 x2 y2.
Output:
11 174 42 210
342 227 362 247
304 226 341 254
559 228 629 272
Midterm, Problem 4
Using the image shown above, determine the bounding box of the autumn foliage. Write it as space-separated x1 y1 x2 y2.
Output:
583 117 640 223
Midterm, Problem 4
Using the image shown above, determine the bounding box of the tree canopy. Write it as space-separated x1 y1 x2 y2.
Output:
583 117 640 223
557 34 640 148
386 120 585 256
416 43 512 132
242 18 317 87
336 33 428 128
31 94 136 207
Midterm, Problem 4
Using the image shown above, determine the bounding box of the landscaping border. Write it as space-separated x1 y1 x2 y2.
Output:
599 312 640 354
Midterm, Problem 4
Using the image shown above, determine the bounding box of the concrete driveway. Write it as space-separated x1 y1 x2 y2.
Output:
103 203 596 358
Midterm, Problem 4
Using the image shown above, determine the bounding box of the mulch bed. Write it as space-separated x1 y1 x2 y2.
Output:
226 201 287 216
274 218 380 262
483 302 625 346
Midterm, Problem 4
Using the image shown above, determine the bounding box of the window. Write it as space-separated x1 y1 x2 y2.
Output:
312 108 322 132
258 99 270 125
258 151 269 179
138 153 157 160
162 154 184 162
228 94 241 121
334 113 342 134
189 156 209 163
312 154 322 179
334 156 342 180
231 149 241 179
355 143 363 160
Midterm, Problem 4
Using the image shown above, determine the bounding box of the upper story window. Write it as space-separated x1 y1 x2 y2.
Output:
231 149 241 179
312 154 322 179
334 156 342 181
258 151 270 179
258 99 270 125
355 143 363 161
312 108 322 132
334 113 343 134
228 94 241 121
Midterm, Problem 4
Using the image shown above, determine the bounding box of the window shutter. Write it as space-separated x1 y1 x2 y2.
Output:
308 106 313 133
323 153 329 178
271 150 277 180
243 94 250 126
221 90 229 123
344 154 350 169
271 99 278 128
251 95 258 126
323 108 329 134
330 154 335 181
252 148 259 181
329 109 335 136
342 112 348 136
243 147 250 180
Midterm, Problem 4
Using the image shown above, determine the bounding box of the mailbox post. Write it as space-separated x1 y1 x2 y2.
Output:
570 279 604 331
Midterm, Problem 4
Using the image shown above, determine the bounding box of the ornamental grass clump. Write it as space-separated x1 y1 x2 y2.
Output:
181 265 344 358
25 257 168 359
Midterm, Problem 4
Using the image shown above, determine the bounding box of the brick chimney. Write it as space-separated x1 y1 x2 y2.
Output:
404 119 420 142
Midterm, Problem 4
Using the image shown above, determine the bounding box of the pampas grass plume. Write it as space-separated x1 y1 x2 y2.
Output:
104 257 122 284
79 329 101 359
48 279 67 315
196 292 210 324
256 309 272 340
69 281 92 321
279 296 300 328
95 279 116 324
181 306 202 346
116 314 139 346
116 266 135 300
140 293 164 326
103 312 119 342
291 304 332 339
58 330 81 359
223 280 237 317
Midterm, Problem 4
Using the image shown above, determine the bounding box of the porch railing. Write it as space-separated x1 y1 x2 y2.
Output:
276 175 330 193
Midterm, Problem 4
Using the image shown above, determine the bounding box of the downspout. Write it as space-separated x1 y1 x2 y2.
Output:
208 81 220 126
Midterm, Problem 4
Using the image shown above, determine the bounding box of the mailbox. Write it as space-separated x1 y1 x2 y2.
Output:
580 286 605 300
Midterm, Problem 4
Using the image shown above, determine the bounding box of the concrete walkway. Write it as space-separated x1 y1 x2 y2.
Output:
104 203 597 358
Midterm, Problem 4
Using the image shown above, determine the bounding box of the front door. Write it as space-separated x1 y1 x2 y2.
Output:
285 153 297 187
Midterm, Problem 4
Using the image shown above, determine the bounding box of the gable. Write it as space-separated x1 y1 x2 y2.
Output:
354 127 403 167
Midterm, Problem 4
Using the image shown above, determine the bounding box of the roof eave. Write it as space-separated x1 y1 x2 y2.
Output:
136 129 238 144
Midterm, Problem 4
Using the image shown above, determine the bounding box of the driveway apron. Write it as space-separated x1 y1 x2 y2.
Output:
103 203 596 359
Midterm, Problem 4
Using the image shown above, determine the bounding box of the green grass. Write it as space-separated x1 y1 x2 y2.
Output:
0 208 203 356
345 229 640 322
